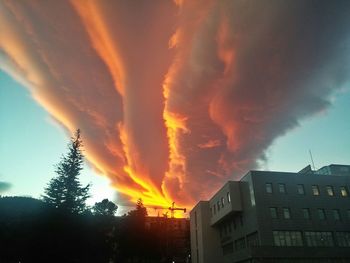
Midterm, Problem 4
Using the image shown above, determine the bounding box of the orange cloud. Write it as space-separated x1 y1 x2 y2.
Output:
1 0 350 215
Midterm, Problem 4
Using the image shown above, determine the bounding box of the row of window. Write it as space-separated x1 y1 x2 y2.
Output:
270 207 350 221
210 192 231 216
222 230 350 255
273 231 350 247
222 231 259 255
219 216 244 238
266 183 349 197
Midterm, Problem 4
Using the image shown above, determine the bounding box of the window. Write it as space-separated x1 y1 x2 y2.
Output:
302 208 311 220
333 209 341 221
273 231 303 247
326 186 334 196
297 184 305 195
266 183 273 194
270 207 278 219
340 186 349 197
217 201 220 212
227 192 231 203
283 208 291 219
247 232 259 248
279 184 286 194
312 185 320 196
335 232 350 247
234 237 246 251
304 231 334 247
213 204 216 215
318 209 326 220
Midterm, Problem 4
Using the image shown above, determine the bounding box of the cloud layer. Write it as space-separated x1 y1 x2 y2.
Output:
1 0 349 209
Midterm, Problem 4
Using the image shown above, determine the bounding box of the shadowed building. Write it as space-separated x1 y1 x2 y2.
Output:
190 164 350 263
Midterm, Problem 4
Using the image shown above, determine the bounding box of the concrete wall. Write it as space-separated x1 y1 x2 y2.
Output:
251 171 350 246
190 201 221 263
209 181 242 225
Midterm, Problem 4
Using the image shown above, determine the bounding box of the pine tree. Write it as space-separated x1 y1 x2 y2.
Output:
43 129 90 213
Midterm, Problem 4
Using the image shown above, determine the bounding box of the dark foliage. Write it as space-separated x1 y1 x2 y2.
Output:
0 196 118 263
93 199 118 216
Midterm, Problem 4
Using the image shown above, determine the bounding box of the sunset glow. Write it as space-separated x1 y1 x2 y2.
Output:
1 0 350 216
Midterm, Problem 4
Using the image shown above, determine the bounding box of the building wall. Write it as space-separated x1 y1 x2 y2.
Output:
190 165 350 263
190 201 221 263
251 171 350 246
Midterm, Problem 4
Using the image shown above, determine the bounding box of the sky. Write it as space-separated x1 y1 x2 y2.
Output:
0 0 350 215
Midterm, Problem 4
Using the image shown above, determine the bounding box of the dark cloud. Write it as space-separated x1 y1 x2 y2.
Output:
0 181 11 193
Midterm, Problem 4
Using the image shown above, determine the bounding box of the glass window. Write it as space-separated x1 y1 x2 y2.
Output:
247 232 259 248
335 232 350 247
217 201 221 212
279 184 286 194
340 186 349 197
326 186 334 196
234 237 246 251
283 208 291 219
305 231 334 247
266 183 273 193
297 184 305 195
303 208 311 219
333 209 341 221
318 209 326 220
213 204 216 215
312 185 320 196
270 207 278 219
227 192 231 203
273 231 303 247
221 197 225 208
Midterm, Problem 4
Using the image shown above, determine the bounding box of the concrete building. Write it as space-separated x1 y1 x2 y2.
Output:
190 164 350 263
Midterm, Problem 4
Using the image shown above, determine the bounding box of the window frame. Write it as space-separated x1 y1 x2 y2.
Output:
283 207 291 219
326 185 334 196
312 185 320 196
279 183 286 194
340 186 349 197
297 184 305 195
302 208 311 220
266 183 273 194
318 208 326 220
270 207 278 219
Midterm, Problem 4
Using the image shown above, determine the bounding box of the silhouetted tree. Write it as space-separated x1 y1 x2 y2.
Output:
42 129 90 213
127 198 147 218
93 198 118 216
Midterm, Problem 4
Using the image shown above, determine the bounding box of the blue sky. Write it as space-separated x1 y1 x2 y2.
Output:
0 70 116 206
1 69 349 206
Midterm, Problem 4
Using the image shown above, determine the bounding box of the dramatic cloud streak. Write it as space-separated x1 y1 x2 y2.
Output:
1 0 350 210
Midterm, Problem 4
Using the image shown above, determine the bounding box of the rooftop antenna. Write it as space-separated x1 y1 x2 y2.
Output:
309 150 316 170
